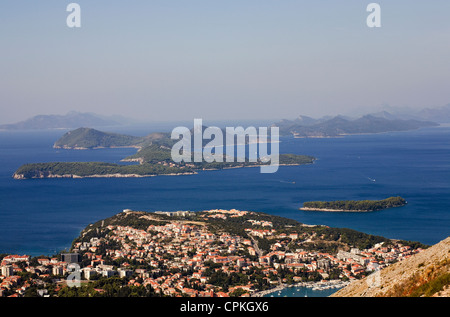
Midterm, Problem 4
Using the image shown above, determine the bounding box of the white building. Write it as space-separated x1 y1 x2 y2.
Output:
118 268 132 278
83 268 98 280
52 266 64 276
1 265 14 277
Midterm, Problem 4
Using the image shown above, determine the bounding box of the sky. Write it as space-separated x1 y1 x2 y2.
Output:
1 0 450 124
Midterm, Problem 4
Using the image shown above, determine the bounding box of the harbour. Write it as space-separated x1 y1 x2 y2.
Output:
256 280 350 297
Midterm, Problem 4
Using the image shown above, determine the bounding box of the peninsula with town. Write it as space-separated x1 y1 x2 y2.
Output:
0 208 432 298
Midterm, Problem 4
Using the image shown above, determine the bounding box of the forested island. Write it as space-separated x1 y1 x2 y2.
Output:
300 197 407 212
13 154 315 179
13 127 316 179
52 127 171 150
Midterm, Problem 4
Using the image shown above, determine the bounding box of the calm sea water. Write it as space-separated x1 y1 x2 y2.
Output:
263 286 341 298
0 126 449 258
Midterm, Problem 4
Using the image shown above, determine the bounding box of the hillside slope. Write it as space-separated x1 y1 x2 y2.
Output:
331 237 450 297
53 127 143 149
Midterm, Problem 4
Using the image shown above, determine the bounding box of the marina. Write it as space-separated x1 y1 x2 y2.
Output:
256 280 350 297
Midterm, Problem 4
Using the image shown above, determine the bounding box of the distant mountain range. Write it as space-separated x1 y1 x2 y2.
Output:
273 114 439 137
0 112 124 130
2 103 450 132
367 104 450 123
414 103 450 123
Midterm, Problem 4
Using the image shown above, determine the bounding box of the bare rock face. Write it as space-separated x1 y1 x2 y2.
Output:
332 237 450 297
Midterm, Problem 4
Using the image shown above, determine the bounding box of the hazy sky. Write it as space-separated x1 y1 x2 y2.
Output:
1 1 450 124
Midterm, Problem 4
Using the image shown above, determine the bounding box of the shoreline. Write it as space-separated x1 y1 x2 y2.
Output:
252 280 350 297
13 172 198 179
199 162 310 171
299 207 373 213
13 161 314 180
53 145 142 150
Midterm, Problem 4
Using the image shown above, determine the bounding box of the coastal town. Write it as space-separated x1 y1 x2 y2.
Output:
0 209 425 297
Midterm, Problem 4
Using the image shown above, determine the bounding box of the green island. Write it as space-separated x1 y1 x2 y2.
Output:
13 127 316 179
0 209 428 297
300 196 407 212
13 154 314 179
53 127 172 150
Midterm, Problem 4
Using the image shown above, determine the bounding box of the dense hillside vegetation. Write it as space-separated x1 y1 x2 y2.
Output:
53 128 143 149
14 153 315 179
13 162 196 178
301 197 407 212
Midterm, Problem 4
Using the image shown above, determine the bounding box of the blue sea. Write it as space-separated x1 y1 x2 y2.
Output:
1 125 449 260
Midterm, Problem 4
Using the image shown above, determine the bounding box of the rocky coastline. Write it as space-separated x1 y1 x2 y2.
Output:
13 171 197 180
300 207 370 213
